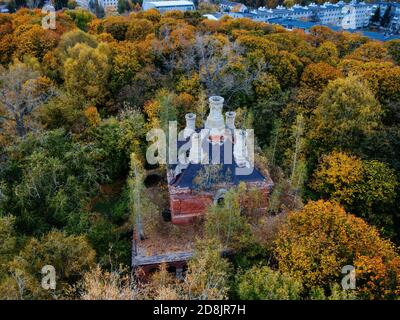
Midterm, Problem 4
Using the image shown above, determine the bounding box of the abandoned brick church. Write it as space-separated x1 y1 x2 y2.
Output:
165 95 273 224
132 96 273 276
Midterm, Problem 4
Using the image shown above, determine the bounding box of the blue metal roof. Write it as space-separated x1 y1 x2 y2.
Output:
268 17 400 41
268 17 316 29
359 30 400 41
170 131 266 189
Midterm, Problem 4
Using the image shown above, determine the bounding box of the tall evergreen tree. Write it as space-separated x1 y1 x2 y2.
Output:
371 6 381 24
381 5 392 28
117 0 126 14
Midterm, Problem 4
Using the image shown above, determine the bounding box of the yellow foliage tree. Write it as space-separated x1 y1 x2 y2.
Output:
311 151 364 205
63 43 111 105
309 75 382 155
311 151 398 229
14 24 59 61
126 18 154 41
84 106 101 127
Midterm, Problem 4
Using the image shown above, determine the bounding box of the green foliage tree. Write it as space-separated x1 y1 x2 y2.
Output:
117 0 127 14
184 239 231 300
128 153 157 241
315 41 339 65
38 91 87 132
90 108 145 179
0 216 17 277
371 6 381 24
353 160 398 228
381 5 392 28
311 151 398 233
205 184 253 250
308 76 382 157
126 18 154 41
309 283 357 300
57 29 98 60
8 231 95 299
0 129 107 235
65 9 96 32
385 40 400 65
102 16 129 41
236 265 302 300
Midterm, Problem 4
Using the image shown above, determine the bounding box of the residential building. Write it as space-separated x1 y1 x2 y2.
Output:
0 4 9 13
290 5 314 20
99 0 118 9
220 0 248 13
315 2 343 25
142 0 195 12
266 16 400 41
218 0 379 30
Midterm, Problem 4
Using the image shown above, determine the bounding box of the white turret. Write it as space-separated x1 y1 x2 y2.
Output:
234 129 249 168
189 132 201 164
183 113 196 139
205 96 225 131
225 111 236 131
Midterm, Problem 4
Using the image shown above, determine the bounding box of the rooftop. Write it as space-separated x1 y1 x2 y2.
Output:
268 17 400 41
170 137 267 189
145 0 194 6
168 96 270 191
220 0 246 6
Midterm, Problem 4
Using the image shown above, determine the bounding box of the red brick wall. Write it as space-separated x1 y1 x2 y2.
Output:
170 193 213 224
169 184 272 225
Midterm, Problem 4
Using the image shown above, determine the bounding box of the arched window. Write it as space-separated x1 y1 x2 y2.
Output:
213 188 227 205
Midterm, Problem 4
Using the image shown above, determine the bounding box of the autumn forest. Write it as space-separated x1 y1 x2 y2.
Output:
1 7 400 300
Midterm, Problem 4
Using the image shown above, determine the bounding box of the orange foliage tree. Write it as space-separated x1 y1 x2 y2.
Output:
274 200 400 299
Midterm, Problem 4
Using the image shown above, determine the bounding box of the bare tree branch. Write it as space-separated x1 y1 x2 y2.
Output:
0 62 55 137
